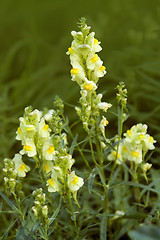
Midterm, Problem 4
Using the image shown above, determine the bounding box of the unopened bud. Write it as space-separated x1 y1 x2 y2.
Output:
42 205 48 217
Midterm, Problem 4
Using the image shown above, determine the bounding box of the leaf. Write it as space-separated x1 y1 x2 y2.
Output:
88 169 96 194
29 212 45 239
128 225 160 240
16 226 29 240
112 181 158 194
114 219 137 240
100 214 107 240
151 168 160 198
139 182 154 199
0 191 18 212
69 133 78 155
2 218 18 240
49 197 62 226
97 167 106 188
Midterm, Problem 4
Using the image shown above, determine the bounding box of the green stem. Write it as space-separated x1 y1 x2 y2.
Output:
43 221 48 240
133 163 141 202
109 105 124 180
68 193 79 238
95 136 108 212
89 138 100 167
62 113 91 170
33 155 40 168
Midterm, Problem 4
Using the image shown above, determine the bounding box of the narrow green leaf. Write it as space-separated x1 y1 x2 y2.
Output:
49 197 62 225
0 191 18 212
69 133 78 155
88 169 96 194
129 225 160 240
16 227 27 240
118 181 158 194
100 214 107 240
2 218 17 240
29 212 45 239
115 219 136 240
151 169 160 202
97 167 106 188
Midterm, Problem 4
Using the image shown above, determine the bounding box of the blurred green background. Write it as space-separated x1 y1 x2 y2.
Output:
0 0 160 162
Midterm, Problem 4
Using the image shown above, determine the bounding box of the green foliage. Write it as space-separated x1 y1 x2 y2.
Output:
129 225 160 240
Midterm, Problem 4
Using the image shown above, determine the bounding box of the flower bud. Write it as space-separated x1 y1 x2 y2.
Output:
42 205 48 218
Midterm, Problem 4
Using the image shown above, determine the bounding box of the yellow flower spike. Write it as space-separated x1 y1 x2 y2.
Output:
90 54 99 63
48 179 55 186
99 66 106 71
71 175 79 185
18 163 26 171
84 83 93 90
131 151 139 158
94 38 99 45
42 124 49 131
70 68 80 74
17 127 22 134
68 47 75 54
23 145 32 151
46 146 55 154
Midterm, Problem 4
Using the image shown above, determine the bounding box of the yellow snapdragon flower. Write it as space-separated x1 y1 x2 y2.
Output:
68 171 84 192
38 118 51 138
47 173 60 193
42 140 56 161
13 154 30 177
20 138 37 157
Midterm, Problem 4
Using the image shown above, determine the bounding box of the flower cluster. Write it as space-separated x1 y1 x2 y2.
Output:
10 101 83 200
32 188 49 225
16 106 51 162
108 123 156 167
116 82 128 110
67 18 112 134
3 158 17 192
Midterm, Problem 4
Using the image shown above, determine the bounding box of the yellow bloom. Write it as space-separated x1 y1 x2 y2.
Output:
13 154 30 177
20 138 36 157
47 173 60 192
82 80 97 91
142 163 152 171
43 141 56 160
39 119 51 138
68 171 84 192
43 160 53 173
